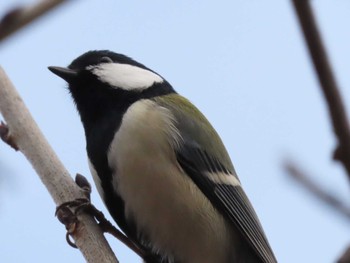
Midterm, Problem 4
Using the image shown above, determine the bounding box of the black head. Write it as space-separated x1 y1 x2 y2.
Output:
48 50 174 131
68 50 150 72
48 50 165 89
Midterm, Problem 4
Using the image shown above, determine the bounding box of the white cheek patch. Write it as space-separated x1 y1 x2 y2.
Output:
88 63 163 91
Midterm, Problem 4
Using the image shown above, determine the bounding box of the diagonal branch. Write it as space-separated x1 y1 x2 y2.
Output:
292 0 350 179
0 67 118 263
338 246 350 263
0 0 70 42
284 161 350 222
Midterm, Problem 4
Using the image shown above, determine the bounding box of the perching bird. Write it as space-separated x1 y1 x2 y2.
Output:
48 50 277 263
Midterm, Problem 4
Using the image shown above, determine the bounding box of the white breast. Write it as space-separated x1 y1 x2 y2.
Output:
107 99 235 263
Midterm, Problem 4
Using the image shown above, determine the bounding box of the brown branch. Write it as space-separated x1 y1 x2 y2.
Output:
338 246 350 263
292 0 350 178
284 161 350 222
0 0 70 42
0 67 119 263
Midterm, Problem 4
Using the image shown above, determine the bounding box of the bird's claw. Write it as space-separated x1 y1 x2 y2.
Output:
55 198 91 217
55 173 93 248
56 206 79 248
56 173 145 258
0 121 19 151
55 197 91 249
56 196 116 236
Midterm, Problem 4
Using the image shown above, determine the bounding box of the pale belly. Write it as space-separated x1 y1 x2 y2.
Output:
106 100 235 262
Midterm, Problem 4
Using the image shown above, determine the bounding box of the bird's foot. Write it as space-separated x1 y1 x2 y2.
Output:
55 203 80 248
56 174 145 258
81 202 146 258
55 174 94 248
0 121 19 151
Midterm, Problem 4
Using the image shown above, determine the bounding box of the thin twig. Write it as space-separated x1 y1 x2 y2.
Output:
292 0 350 179
338 246 350 263
0 67 118 263
0 0 69 42
284 161 350 222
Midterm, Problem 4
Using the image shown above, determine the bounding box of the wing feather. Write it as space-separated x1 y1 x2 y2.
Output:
153 94 277 263
177 146 276 263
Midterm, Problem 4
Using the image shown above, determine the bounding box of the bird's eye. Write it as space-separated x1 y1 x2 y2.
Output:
99 56 113 63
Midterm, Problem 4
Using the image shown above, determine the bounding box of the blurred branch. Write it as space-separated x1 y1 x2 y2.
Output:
284 161 350 222
0 0 69 42
338 246 350 263
0 67 118 263
292 0 350 179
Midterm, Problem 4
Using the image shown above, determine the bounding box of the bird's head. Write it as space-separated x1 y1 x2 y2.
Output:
48 50 174 126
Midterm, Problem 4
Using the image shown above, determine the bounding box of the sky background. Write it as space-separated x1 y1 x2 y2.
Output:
0 0 350 262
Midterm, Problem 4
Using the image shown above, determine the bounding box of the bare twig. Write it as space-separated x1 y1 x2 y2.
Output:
0 0 70 42
338 246 350 263
292 0 350 179
284 161 350 222
0 67 118 263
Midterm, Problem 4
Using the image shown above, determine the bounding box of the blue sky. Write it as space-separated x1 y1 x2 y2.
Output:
1 1 350 262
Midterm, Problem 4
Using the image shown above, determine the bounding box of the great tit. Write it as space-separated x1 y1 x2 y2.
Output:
48 50 276 263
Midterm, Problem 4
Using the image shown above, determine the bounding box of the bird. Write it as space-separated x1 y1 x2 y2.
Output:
48 50 277 263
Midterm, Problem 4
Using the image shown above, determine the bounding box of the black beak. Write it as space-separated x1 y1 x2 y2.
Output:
48 66 78 83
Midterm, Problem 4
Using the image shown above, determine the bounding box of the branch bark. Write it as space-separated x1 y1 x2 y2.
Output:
0 67 118 263
292 0 350 179
0 0 70 42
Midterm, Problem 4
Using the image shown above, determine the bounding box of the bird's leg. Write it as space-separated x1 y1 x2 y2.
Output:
55 174 92 248
56 173 145 258
0 121 19 150
77 200 146 258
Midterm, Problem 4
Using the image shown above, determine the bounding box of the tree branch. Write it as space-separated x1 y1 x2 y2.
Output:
0 67 118 263
338 246 350 263
0 0 70 42
284 161 350 222
292 0 350 179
